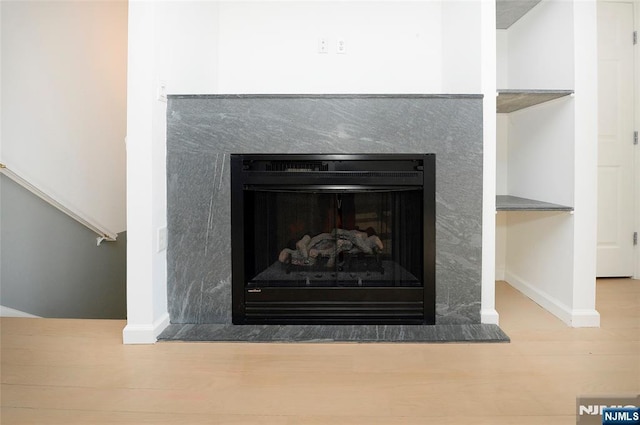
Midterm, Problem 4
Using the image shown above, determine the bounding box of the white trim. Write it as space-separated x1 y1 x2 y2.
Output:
505 270 572 324
0 305 41 318
122 312 170 344
571 309 601 328
481 308 500 325
505 271 600 328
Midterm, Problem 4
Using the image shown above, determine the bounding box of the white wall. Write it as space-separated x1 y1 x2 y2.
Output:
495 115 509 280
442 0 482 93
0 0 128 234
480 0 498 324
495 213 507 280
496 30 508 89
156 1 220 94
218 2 443 93
506 0 574 89
123 0 172 344
571 0 599 324
507 100 574 206
146 1 485 95
496 114 509 195
215 1 483 94
505 212 575 315
124 0 492 342
495 29 507 279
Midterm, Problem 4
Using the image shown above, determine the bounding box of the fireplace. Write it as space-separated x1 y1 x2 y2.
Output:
231 154 435 325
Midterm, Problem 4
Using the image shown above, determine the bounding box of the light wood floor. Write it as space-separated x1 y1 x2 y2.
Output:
1 279 638 425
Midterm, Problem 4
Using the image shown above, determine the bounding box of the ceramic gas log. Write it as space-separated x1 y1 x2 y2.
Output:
278 229 384 268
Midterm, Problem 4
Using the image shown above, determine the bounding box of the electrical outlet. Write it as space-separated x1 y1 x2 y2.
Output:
336 38 346 54
318 37 328 54
158 227 168 252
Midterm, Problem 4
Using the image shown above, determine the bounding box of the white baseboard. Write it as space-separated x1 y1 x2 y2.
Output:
0 305 41 318
495 267 506 281
570 309 600 327
122 312 170 344
504 271 600 328
481 308 500 325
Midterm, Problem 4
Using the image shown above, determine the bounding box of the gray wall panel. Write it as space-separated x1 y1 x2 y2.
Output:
167 95 483 325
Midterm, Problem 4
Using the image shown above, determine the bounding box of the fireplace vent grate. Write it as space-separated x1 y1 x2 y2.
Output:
245 300 425 323
252 171 421 178
266 162 329 172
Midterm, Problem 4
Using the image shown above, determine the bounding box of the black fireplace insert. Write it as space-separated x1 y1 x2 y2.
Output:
231 154 435 324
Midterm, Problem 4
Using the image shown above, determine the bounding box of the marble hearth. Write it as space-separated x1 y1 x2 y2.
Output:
161 94 507 342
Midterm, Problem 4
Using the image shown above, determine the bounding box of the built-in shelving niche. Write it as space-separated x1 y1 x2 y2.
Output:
493 0 598 329
496 90 574 211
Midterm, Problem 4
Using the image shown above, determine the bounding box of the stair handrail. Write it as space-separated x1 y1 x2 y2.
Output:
0 163 118 245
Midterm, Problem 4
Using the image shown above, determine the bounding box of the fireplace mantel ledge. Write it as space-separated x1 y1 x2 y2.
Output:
167 93 484 100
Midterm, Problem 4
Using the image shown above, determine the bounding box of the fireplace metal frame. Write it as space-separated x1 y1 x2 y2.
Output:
231 154 435 325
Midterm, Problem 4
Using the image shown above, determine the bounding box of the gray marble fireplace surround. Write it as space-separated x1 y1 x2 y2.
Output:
163 94 508 343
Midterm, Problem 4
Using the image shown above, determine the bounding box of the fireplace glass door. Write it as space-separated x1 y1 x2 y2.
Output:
246 190 423 288
231 154 435 325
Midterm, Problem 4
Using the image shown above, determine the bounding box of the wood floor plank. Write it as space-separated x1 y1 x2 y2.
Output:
1 278 638 424
1 407 292 425
1 407 579 425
